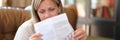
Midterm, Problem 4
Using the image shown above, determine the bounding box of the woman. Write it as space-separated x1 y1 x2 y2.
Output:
14 0 86 40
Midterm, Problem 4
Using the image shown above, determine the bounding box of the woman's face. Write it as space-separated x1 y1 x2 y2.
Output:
37 0 61 21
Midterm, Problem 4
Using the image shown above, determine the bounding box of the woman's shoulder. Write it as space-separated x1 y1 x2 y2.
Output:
19 19 36 29
14 19 36 40
17 19 36 32
21 19 33 26
16 19 37 35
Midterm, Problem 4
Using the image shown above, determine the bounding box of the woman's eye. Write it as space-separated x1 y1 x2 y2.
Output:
49 8 55 11
39 10 45 14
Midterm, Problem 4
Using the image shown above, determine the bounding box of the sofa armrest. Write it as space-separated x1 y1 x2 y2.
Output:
0 7 31 40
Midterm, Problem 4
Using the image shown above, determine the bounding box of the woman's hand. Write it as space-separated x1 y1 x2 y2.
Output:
29 33 43 40
72 28 87 40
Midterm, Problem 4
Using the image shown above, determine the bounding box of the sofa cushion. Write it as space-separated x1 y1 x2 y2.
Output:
0 8 31 40
64 5 78 30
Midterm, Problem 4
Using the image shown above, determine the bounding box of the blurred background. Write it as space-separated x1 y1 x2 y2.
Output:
0 0 116 40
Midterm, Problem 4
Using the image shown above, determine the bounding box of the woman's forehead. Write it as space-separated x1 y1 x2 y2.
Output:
38 0 58 8
40 0 56 5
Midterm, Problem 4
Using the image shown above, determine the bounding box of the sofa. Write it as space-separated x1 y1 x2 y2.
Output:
0 6 113 40
0 7 31 40
0 6 78 40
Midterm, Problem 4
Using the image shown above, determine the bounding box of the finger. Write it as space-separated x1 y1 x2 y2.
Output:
74 28 84 35
29 33 43 40
76 33 86 40
80 34 87 40
74 28 83 33
31 37 43 40
31 33 43 38
81 37 87 40
74 29 85 38
72 36 77 40
72 29 84 40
